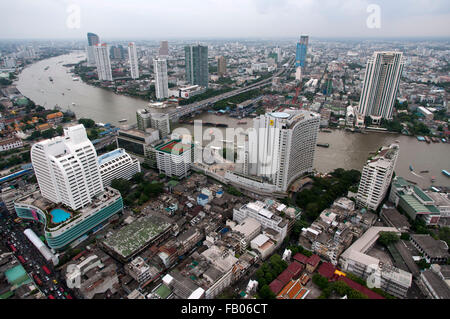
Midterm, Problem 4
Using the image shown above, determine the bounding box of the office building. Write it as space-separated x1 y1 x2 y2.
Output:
159 41 169 56
151 113 171 139
185 45 209 88
295 35 309 69
30 124 104 211
94 43 113 81
358 52 404 122
128 42 139 79
98 148 141 187
86 32 100 67
117 127 160 160
155 139 194 179
356 144 399 211
245 110 320 193
218 56 227 77
153 58 169 99
339 227 412 298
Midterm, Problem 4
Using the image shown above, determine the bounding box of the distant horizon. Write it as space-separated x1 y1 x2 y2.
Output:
1 36 450 42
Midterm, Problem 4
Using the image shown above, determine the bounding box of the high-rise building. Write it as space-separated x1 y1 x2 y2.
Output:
356 144 400 211
30 125 105 211
153 58 169 100
185 45 209 88
86 32 100 67
218 56 227 77
275 47 282 63
110 46 124 60
136 109 152 131
245 110 320 192
128 42 140 79
295 35 309 69
159 41 169 56
93 43 113 81
358 52 404 122
151 113 171 139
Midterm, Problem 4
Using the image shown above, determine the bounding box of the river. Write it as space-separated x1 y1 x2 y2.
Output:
16 52 450 189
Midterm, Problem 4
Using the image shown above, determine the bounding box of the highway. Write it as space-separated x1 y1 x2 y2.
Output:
168 56 295 121
0 209 74 299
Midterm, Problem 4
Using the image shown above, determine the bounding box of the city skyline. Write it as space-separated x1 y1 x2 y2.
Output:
0 0 449 39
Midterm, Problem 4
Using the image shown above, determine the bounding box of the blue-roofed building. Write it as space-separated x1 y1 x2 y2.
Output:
98 148 141 187
197 193 209 206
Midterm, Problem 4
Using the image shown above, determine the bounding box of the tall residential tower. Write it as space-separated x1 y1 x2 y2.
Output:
94 43 113 81
356 144 400 211
128 42 140 79
86 32 100 67
153 58 169 99
358 52 404 122
185 45 209 88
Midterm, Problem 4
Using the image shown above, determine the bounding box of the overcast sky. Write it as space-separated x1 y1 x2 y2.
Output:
1 0 449 40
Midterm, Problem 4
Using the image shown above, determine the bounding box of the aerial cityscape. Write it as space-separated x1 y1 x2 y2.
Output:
0 0 449 306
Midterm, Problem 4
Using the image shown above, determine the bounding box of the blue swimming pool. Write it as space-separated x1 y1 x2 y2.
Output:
50 209 71 224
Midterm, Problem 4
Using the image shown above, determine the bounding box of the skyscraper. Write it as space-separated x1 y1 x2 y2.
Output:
358 52 404 122
93 43 113 81
295 35 309 69
86 32 100 67
185 45 209 88
30 125 105 210
218 56 227 77
245 110 320 192
153 58 169 100
356 144 400 211
159 41 169 56
128 42 140 79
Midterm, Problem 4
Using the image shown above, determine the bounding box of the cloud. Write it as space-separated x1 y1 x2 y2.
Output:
0 0 449 38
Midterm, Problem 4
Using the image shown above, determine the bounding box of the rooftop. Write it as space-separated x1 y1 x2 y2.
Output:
103 214 172 259
155 139 193 155
411 234 450 259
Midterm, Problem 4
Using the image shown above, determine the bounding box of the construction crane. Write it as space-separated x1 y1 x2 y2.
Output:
291 82 303 108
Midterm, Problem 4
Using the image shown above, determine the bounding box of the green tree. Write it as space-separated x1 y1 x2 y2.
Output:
78 118 96 128
258 285 276 299
378 232 400 247
111 179 131 196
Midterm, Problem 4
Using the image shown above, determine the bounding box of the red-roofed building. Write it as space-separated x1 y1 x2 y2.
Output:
338 277 384 300
269 279 284 295
306 254 321 273
317 262 384 299
293 253 309 265
318 262 336 279
286 262 304 279
277 269 293 286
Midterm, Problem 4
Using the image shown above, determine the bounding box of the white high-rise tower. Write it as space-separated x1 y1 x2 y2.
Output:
31 125 105 211
128 42 140 79
153 58 169 100
358 52 404 123
93 43 113 81
245 110 320 192
356 144 400 211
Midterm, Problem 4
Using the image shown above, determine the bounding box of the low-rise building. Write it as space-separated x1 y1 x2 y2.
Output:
125 257 159 284
339 227 412 298
410 234 449 264
0 137 23 152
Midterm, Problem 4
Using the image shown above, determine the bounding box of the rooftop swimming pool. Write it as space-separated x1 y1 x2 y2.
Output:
50 208 71 224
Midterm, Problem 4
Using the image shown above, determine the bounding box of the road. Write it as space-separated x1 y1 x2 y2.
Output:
168 56 296 121
0 209 74 299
